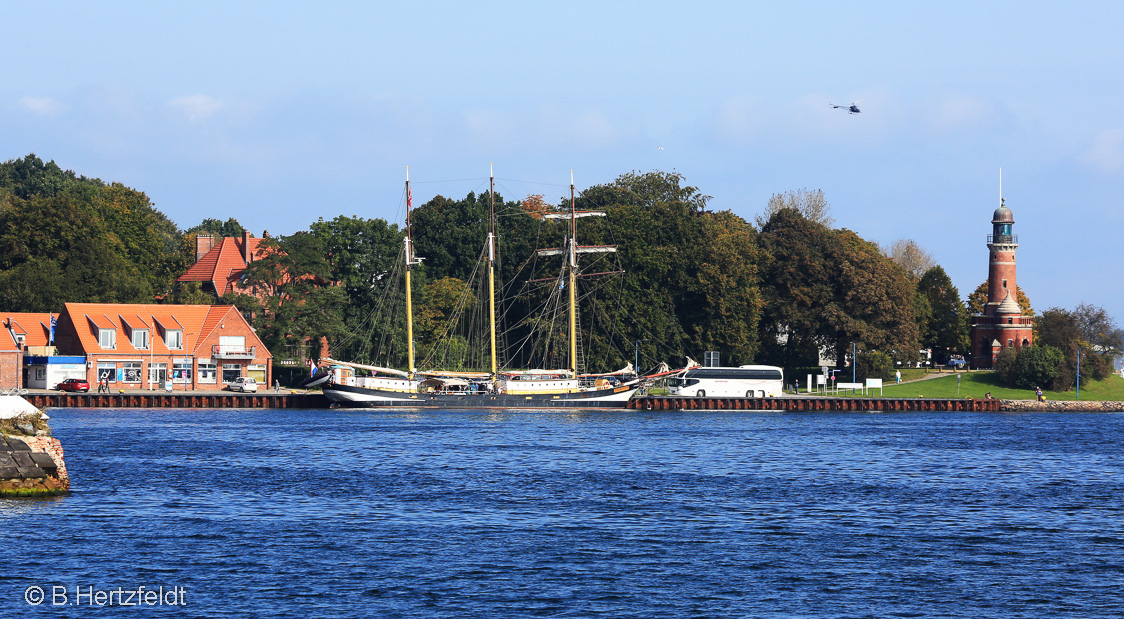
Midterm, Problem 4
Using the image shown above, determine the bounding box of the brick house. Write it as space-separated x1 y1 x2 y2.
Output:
177 230 268 297
1 313 56 389
53 303 272 391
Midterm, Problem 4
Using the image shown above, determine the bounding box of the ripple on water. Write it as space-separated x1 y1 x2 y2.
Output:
3 408 1124 618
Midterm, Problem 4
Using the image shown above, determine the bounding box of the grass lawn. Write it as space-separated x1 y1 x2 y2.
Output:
840 371 1124 401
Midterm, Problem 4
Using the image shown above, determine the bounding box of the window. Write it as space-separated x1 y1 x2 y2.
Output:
1008 339 1014 347
173 360 192 384
222 364 242 383
1023 339 1030 347
132 329 149 350
149 362 167 386
1008 318 1013 324
219 336 246 355
97 362 116 383
123 362 143 383
165 330 183 350
99 329 116 349
198 362 217 384
1002 279 1008 289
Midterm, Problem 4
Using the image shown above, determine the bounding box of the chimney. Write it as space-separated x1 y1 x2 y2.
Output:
242 230 252 264
196 234 215 261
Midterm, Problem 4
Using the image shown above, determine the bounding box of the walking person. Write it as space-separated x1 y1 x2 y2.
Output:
895 370 901 384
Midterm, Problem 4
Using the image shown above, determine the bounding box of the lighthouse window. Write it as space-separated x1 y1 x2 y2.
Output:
1008 318 1013 324
1002 279 1008 289
1008 339 1013 347
1023 339 1029 347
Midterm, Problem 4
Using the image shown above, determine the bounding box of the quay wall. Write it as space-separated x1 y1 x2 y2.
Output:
22 393 1122 412
629 397 1001 412
26 392 330 410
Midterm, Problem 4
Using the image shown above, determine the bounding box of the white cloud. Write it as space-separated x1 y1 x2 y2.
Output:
1082 128 1124 173
20 96 64 115
168 94 222 121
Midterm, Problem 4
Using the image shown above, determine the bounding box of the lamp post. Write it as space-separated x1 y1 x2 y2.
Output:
852 343 857 384
184 333 194 392
1076 348 1081 400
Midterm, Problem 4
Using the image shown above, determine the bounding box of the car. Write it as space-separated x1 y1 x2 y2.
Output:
58 378 90 392
228 377 258 393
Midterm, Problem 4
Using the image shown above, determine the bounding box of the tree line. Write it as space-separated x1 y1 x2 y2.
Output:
1 155 1117 386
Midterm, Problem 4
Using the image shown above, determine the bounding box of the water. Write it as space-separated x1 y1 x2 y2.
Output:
4 408 1124 618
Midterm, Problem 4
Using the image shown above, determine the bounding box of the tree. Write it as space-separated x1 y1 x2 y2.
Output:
966 281 1033 317
1036 304 1122 389
0 155 188 307
884 239 935 280
185 217 246 238
757 188 834 228
233 232 346 360
916 266 968 363
756 209 919 369
1009 344 1065 390
307 215 404 364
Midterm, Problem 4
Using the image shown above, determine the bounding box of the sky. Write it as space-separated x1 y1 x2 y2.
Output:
3 1 1123 324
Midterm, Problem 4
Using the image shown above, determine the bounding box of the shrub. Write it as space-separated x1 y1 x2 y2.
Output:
856 350 893 380
1013 345 1065 390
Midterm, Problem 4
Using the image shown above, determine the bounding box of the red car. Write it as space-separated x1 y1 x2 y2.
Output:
57 378 90 392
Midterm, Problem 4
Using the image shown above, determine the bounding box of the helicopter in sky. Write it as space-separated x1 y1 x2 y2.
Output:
830 102 861 114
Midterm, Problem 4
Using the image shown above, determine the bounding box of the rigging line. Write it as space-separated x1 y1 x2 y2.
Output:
493 177 569 188
418 243 488 369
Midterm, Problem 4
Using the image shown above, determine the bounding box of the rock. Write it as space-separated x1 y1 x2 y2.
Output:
15 422 35 436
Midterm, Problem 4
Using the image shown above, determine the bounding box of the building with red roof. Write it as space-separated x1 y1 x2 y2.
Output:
177 230 268 297
52 303 272 391
2 313 56 389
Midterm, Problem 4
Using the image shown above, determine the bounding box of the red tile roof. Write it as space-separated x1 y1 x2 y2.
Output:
63 303 263 357
177 236 267 296
2 313 56 348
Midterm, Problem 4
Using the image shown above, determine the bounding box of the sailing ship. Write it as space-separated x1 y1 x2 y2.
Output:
320 167 641 408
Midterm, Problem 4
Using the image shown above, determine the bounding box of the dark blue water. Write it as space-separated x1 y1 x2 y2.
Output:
4 408 1124 618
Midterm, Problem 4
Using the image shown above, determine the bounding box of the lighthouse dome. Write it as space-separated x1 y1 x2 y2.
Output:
992 200 1014 224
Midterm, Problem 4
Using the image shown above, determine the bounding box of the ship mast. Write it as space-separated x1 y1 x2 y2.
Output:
568 171 578 378
403 167 421 376
488 164 498 377
534 171 618 376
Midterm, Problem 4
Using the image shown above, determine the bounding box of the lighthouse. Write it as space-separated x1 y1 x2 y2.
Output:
969 176 1035 369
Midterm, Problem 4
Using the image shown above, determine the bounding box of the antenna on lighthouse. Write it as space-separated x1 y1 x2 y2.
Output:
999 167 1003 205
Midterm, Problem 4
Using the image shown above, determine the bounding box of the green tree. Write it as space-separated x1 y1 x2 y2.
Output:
232 232 346 360
1036 304 1122 389
307 215 404 364
0 155 189 307
1004 344 1065 390
757 209 919 369
185 217 245 238
966 281 1034 317
916 266 968 363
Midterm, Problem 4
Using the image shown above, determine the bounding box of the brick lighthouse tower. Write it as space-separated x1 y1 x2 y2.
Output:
969 174 1034 369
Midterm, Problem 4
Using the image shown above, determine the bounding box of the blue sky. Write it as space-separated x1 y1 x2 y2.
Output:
3 1 1122 324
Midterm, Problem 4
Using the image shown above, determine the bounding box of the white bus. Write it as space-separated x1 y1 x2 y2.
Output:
667 365 784 398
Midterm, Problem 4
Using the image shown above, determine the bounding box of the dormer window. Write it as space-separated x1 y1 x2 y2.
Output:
165 329 183 350
99 329 116 349
132 328 149 350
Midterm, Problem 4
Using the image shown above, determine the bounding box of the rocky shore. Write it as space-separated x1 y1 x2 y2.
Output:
999 399 1124 412
1 396 69 497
